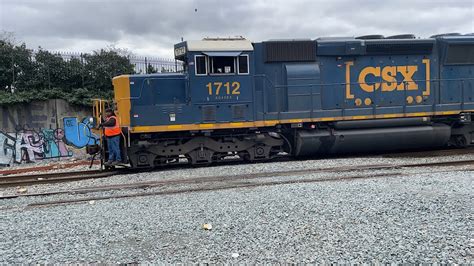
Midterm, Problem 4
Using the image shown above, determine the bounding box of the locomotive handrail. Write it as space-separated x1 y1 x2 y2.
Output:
253 75 474 91
255 76 474 87
253 74 474 118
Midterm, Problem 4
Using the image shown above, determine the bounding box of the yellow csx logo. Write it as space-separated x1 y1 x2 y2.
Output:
359 65 418 91
345 59 431 100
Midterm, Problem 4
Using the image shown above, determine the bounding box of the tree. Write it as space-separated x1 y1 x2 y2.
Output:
33 49 69 90
0 40 15 91
0 36 139 106
147 64 158 74
0 40 36 92
83 48 135 92
64 57 85 91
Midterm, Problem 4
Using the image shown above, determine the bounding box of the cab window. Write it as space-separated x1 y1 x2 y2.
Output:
238 55 249 74
195 54 250 76
195 55 207 75
210 56 235 74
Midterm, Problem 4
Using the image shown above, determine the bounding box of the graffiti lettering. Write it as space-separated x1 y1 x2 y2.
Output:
0 133 15 165
43 129 73 158
63 117 99 148
0 117 99 166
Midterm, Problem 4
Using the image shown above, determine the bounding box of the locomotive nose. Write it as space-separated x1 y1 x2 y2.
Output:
125 73 187 126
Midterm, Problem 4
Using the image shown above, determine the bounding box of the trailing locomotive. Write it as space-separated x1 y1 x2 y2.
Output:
89 34 474 168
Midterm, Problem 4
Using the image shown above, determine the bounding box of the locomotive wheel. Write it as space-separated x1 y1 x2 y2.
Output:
153 156 168 167
453 135 468 148
238 151 252 162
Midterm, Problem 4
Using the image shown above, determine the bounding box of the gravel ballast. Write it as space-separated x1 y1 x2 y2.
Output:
0 165 472 263
2 151 474 196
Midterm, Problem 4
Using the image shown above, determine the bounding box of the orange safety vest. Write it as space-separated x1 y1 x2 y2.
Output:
104 115 121 137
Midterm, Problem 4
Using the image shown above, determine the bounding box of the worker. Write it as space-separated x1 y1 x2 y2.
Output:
100 108 122 165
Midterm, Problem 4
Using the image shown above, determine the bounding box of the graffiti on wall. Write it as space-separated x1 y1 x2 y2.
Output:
63 117 99 148
0 117 99 166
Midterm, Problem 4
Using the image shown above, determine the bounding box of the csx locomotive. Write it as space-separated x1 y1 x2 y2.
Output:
90 34 474 168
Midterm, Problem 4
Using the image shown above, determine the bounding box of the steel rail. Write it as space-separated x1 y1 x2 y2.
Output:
0 169 122 187
22 166 474 209
1 147 472 188
2 159 474 202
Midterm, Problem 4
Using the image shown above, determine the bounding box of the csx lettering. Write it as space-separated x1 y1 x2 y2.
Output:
358 65 418 92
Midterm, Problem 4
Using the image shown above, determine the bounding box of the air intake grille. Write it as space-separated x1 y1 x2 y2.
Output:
366 42 433 55
202 105 216 122
264 41 316 62
232 105 246 120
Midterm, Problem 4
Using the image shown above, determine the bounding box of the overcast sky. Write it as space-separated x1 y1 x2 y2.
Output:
1 0 473 58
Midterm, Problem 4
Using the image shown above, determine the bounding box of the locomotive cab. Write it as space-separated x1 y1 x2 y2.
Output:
103 37 263 168
174 37 255 124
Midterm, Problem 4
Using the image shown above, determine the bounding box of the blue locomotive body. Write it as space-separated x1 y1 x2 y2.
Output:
109 35 474 168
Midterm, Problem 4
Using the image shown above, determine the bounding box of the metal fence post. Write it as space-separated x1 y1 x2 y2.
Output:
81 53 85 89
145 57 148 74
11 51 15 92
47 64 51 90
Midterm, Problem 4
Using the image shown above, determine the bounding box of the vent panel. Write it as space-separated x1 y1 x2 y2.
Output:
366 42 433 55
232 105 246 120
264 41 316 62
201 105 216 122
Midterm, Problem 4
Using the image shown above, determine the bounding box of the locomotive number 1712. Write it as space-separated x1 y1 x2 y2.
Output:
206 81 241 95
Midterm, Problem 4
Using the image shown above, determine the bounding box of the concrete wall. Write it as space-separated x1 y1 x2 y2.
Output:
1 99 91 131
0 99 99 166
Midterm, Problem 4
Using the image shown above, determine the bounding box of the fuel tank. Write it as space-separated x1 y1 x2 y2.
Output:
294 123 451 156
332 117 431 130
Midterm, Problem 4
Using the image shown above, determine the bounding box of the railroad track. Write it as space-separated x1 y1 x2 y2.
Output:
2 158 474 206
1 158 473 190
1 146 472 188
13 167 474 209
0 169 121 187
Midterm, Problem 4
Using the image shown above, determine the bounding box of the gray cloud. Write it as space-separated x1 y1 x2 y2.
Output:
0 0 473 58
